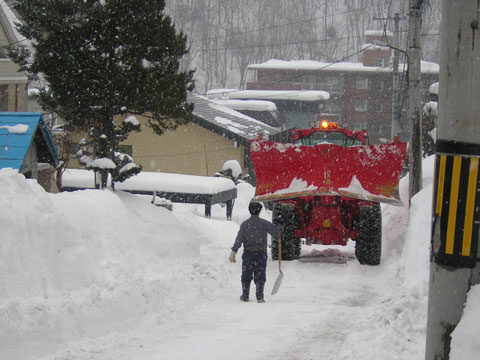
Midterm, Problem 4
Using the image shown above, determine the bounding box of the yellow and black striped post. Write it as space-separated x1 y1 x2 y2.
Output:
431 140 480 268
426 2 480 359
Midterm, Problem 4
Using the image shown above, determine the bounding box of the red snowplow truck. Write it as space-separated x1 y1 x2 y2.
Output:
250 121 407 265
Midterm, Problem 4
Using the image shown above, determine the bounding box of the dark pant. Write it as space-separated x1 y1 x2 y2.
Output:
241 251 267 284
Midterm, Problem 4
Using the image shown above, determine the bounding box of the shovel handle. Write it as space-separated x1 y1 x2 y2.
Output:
278 235 282 268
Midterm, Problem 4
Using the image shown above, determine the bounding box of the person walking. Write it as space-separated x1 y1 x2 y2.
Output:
229 201 281 303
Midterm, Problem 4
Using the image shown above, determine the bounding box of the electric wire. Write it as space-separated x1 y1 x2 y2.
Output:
187 0 395 45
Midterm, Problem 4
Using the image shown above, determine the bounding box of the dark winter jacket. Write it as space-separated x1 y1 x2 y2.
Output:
231 215 280 253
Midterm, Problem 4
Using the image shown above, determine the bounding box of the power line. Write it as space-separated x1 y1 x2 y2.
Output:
194 34 357 53
193 31 439 54
204 44 378 100
186 0 396 45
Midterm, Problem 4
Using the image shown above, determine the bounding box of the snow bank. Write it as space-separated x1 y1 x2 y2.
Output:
400 156 435 297
0 168 207 358
451 285 480 359
336 158 434 359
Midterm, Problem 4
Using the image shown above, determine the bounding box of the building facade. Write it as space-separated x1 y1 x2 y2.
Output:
245 31 439 143
62 95 276 181
0 2 28 112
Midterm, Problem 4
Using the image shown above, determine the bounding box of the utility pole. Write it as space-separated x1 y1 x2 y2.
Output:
425 1 480 359
408 0 424 200
373 13 405 141
391 13 403 140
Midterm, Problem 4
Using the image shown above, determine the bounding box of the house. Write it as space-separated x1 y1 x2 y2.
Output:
207 97 285 128
243 30 439 143
64 95 277 184
0 2 28 112
207 89 330 130
0 112 60 191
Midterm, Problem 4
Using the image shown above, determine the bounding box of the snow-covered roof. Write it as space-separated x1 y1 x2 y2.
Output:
419 61 440 74
361 43 391 51
247 59 440 74
0 112 59 170
62 169 236 194
211 99 277 112
0 1 26 44
189 94 276 145
205 89 238 98
365 29 393 37
248 59 388 72
221 89 330 102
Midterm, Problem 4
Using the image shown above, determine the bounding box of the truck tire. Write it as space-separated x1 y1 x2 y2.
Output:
355 204 382 265
272 203 301 261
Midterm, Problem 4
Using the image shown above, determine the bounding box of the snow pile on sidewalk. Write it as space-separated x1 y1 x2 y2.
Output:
0 168 229 359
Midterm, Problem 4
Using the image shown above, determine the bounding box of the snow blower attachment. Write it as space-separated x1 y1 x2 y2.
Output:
251 122 407 265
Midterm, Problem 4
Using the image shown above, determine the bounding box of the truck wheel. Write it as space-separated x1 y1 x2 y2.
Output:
272 203 301 261
355 204 382 265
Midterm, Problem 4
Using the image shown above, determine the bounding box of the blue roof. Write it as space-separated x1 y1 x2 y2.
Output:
0 112 60 170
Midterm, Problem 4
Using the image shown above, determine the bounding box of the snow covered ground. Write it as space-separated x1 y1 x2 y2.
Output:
0 156 478 359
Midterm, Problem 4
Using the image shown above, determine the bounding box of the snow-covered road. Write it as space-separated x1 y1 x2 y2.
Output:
42 250 413 360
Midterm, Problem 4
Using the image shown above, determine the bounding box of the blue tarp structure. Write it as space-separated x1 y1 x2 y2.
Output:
0 112 59 171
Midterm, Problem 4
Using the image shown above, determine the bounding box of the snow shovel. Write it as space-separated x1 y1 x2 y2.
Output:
271 236 283 295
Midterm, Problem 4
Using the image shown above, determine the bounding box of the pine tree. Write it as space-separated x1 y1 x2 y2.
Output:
10 0 194 188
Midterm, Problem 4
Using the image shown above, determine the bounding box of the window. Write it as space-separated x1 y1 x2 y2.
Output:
302 74 317 84
354 99 368 112
302 73 321 90
0 85 8 111
118 144 133 156
319 76 344 93
355 78 368 90
374 102 383 112
295 131 363 147
354 122 368 131
375 58 386 67
373 80 384 91
303 82 317 90
325 99 342 113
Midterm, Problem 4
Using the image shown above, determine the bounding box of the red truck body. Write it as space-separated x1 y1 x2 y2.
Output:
250 122 407 265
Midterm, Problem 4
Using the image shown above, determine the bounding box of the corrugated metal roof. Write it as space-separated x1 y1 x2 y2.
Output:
0 112 59 170
189 95 277 146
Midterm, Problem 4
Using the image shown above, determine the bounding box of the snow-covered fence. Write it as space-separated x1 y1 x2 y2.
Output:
61 169 237 219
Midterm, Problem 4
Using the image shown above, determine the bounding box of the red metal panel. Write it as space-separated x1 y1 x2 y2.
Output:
250 139 407 205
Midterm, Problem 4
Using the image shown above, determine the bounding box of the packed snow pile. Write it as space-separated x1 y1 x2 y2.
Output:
0 168 228 359
0 156 478 360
